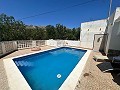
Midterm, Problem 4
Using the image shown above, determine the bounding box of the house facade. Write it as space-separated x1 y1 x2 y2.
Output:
105 7 120 54
80 19 107 50
80 7 120 55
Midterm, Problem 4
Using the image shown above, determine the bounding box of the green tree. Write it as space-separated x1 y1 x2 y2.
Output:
46 25 56 39
0 13 80 41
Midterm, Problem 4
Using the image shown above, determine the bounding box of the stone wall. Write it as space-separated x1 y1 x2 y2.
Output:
0 41 17 57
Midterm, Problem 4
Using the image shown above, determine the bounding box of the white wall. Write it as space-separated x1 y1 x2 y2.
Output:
109 21 120 50
105 7 120 53
17 40 46 49
80 7 120 53
0 41 18 57
104 12 115 54
46 40 57 46
109 7 120 50
66 40 80 47
46 40 80 47
80 19 107 49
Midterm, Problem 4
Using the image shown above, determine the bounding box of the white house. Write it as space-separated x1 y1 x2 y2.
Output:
80 7 120 54
105 7 120 54
80 19 107 49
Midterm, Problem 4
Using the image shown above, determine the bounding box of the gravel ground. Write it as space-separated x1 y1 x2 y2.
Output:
75 51 120 90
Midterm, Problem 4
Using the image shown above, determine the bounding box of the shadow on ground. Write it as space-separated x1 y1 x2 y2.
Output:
97 62 120 86
97 62 113 72
111 71 120 85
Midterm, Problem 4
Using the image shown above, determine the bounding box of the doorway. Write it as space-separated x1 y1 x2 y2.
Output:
93 34 108 52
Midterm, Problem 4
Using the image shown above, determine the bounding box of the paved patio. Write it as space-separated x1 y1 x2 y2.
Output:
0 46 120 90
75 51 120 90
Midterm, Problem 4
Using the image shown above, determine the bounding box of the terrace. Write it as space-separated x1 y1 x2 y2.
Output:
75 51 120 90
0 40 120 90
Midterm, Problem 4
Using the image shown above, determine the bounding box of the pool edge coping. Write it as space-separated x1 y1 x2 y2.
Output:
59 49 91 90
3 47 58 90
3 47 91 90
3 58 32 90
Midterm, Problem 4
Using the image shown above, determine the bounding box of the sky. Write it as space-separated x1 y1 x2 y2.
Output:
0 0 120 28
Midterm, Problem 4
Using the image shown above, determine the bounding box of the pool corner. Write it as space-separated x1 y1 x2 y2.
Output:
59 50 91 90
3 58 32 90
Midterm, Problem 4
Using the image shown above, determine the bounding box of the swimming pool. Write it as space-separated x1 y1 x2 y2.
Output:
13 47 86 90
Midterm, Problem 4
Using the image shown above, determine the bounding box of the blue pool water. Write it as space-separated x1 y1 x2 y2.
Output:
13 47 86 90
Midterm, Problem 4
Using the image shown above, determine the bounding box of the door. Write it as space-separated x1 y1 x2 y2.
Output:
93 34 107 52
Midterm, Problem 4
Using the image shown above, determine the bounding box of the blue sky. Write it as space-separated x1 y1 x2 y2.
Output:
0 0 120 28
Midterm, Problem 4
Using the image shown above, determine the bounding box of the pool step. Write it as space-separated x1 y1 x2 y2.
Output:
14 61 33 67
